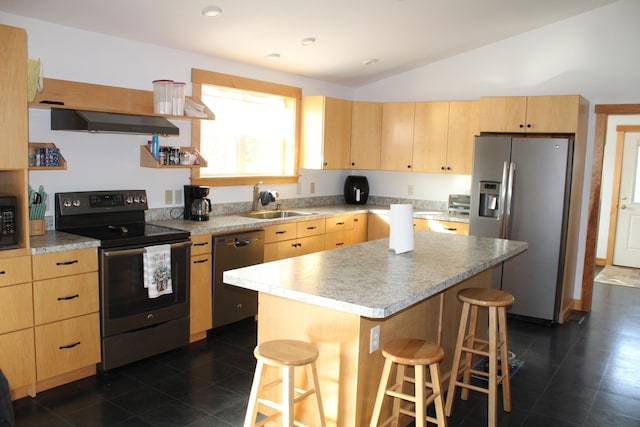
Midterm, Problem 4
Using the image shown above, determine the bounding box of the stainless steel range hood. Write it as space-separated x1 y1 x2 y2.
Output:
51 109 179 136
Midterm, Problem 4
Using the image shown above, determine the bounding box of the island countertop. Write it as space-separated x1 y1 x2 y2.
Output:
223 231 527 319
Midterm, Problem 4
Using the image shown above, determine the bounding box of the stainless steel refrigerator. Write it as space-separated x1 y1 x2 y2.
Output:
469 135 573 322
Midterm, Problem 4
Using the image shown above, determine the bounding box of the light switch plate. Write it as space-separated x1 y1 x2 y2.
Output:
369 325 380 353
164 190 173 205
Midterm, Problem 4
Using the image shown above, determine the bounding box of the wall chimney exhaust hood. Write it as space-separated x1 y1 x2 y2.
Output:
51 109 179 136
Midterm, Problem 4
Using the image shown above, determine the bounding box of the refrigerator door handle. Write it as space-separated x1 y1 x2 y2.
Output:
504 162 516 239
498 161 509 238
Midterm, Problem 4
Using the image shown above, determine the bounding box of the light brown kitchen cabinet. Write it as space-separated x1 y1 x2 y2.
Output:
353 213 368 243
0 24 30 256
31 247 100 384
350 101 382 169
446 100 480 175
300 96 352 169
325 214 355 250
189 234 212 341
264 219 326 262
412 101 450 173
381 102 415 171
0 254 35 398
427 220 469 235
479 95 582 134
368 213 428 240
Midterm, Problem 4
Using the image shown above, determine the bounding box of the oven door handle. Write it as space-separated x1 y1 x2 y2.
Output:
102 240 191 258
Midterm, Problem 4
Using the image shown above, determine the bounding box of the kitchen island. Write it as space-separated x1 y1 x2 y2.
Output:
224 231 527 426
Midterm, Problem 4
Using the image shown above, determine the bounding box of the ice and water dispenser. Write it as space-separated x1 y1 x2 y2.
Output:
478 181 500 218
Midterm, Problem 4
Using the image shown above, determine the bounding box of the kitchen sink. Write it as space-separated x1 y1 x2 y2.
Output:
239 210 316 220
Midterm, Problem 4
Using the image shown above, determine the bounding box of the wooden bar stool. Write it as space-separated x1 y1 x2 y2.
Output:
370 338 447 427
244 339 326 427
445 288 514 427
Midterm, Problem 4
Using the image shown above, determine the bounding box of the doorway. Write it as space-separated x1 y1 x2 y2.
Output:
610 127 640 268
581 104 640 312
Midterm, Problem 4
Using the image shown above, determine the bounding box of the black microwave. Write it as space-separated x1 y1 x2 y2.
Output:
0 196 18 249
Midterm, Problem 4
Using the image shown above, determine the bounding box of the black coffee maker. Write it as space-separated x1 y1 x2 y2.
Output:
184 185 211 221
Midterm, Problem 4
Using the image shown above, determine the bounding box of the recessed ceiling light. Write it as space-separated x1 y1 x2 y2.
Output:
363 58 379 65
299 37 316 46
265 53 281 60
202 6 222 17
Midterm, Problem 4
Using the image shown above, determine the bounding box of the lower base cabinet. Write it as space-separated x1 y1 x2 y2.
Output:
34 313 100 380
0 329 36 395
189 234 213 341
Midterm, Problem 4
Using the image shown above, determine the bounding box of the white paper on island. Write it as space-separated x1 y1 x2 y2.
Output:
389 204 414 254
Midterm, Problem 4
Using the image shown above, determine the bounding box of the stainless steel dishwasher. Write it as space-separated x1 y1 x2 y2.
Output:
212 230 265 328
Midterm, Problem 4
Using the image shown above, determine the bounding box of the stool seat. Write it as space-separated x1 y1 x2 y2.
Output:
254 339 319 367
245 339 326 427
382 338 444 366
370 338 447 427
457 288 514 307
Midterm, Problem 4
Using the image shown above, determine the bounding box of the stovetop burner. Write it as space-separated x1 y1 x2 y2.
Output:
55 190 189 248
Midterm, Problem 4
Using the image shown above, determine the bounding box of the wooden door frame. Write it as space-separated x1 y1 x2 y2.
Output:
606 125 640 264
581 104 640 312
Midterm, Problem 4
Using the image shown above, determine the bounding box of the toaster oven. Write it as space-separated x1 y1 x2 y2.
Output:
0 196 18 249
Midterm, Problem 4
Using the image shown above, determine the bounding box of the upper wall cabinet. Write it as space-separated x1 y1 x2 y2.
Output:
300 96 352 169
381 102 415 171
446 100 480 175
479 95 581 134
350 101 382 170
0 25 28 169
412 101 450 173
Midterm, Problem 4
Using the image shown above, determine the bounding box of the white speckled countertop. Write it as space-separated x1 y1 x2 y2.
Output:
29 204 468 252
223 231 527 319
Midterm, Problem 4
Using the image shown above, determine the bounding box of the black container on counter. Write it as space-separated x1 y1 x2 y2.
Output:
344 175 369 205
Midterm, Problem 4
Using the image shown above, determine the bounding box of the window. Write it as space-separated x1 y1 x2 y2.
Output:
190 69 301 186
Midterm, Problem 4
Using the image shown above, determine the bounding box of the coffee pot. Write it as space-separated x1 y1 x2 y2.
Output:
184 185 211 221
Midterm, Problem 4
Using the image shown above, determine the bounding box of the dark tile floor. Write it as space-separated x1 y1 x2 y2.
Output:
11 276 640 426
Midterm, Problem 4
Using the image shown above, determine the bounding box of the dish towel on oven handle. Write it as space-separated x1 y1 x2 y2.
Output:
143 244 173 298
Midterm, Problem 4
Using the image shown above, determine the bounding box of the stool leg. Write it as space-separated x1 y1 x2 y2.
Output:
488 306 498 427
244 360 265 427
461 305 479 401
370 358 394 427
429 362 447 427
445 301 470 416
307 362 327 427
415 365 426 427
392 364 406 427
498 307 512 412
282 366 295 427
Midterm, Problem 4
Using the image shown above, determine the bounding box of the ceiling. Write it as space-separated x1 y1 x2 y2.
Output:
0 0 619 87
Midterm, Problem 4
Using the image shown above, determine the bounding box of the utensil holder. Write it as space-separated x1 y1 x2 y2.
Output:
29 219 45 236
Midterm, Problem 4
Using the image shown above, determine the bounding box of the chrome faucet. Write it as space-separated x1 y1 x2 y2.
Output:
252 181 263 211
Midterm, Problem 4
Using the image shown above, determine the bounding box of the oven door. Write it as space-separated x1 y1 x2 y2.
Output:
100 240 190 337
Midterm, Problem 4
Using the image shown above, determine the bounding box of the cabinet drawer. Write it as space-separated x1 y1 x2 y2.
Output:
32 248 98 281
264 240 298 262
35 312 101 380
0 255 31 287
0 282 34 334
297 235 325 256
190 234 211 256
33 272 99 325
264 223 297 243
428 220 469 235
325 230 353 250
297 218 325 238
325 214 354 233
0 328 36 391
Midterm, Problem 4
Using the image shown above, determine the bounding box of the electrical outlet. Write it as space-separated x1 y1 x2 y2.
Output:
296 182 302 195
164 190 173 205
408 184 414 195
310 182 316 194
369 325 380 353
174 189 183 204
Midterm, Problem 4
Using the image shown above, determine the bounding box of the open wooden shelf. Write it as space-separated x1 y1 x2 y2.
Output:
30 78 215 121
140 145 208 169
28 142 67 170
